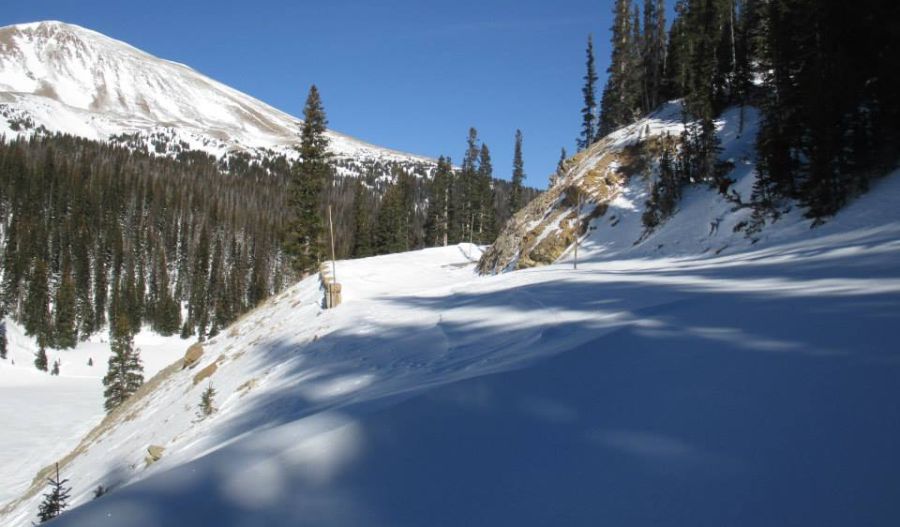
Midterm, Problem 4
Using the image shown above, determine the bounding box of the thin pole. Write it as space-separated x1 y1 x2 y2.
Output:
327 205 337 282
574 193 582 270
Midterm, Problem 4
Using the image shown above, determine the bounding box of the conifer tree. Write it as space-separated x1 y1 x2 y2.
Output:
425 156 453 247
54 259 78 349
197 382 217 419
36 462 71 523
578 35 599 150
509 130 525 213
641 0 667 113
34 345 48 372
285 85 332 276
0 314 7 360
1 217 23 315
351 180 374 257
24 258 51 348
474 144 496 243
599 0 639 136
551 147 568 187
188 226 210 339
450 129 480 243
375 168 414 254
102 313 144 412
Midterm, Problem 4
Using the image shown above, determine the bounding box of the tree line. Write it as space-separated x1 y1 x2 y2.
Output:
577 0 899 227
0 106 537 356
284 85 539 275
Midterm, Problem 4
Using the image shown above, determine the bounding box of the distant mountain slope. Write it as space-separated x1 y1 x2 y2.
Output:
0 21 431 168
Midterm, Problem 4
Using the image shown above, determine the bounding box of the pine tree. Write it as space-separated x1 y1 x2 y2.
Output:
197 382 217 419
102 313 144 412
551 147 568 187
351 180 373 257
599 0 640 136
375 168 414 254
73 228 94 338
34 345 48 372
509 130 525 213
23 258 51 348
285 85 332 276
36 462 71 523
578 35 599 150
641 0 668 113
0 315 7 360
425 156 453 247
450 129 480 243
474 144 496 243
53 259 78 349
188 226 210 340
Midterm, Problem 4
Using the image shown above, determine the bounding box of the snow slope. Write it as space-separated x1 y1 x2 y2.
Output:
0 323 187 506
2 160 900 525
0 21 431 165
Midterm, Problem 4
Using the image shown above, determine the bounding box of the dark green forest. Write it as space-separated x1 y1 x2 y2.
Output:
0 131 537 349
580 0 899 229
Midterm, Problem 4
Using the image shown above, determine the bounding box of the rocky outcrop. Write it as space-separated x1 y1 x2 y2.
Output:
478 137 651 274
182 343 204 369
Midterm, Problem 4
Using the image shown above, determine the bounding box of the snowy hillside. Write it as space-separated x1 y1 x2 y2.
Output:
0 324 186 506
479 102 764 273
2 158 900 525
0 21 432 168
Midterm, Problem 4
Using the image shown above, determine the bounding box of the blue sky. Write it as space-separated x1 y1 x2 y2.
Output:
3 1 673 189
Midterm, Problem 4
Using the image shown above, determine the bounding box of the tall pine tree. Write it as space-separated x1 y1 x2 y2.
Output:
509 130 525 213
425 156 453 247
578 35 599 150
102 313 144 412
285 85 332 276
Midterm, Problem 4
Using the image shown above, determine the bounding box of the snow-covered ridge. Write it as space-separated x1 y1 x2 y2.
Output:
0 21 432 165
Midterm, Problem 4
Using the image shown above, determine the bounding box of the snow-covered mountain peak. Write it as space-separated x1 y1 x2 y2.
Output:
0 20 432 165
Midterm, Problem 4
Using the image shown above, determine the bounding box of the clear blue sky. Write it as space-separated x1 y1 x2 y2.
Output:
3 1 673 189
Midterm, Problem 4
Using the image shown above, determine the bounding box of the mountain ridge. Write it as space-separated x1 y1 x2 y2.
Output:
0 20 433 167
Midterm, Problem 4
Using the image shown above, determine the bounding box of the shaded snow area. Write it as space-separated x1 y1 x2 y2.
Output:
2 161 899 525
0 325 186 505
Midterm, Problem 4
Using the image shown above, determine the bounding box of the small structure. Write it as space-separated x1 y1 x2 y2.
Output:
319 262 342 309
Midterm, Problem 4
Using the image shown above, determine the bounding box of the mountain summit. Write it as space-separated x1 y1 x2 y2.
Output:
0 20 428 164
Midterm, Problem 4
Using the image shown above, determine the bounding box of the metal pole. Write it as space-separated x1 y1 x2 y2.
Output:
328 205 337 282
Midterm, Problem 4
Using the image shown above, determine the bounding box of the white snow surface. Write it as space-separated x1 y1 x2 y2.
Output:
1 154 899 524
0 323 187 505
0 21 431 164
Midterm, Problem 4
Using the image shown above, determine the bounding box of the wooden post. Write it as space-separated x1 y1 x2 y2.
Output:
574 192 582 270
327 205 337 282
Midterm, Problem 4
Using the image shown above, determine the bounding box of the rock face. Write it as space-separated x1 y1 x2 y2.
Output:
145 445 165 466
477 124 661 275
192 362 218 386
182 344 204 369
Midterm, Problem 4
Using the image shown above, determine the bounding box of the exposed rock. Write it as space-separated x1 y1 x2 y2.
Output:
145 445 165 466
192 362 217 385
182 343 204 369
478 129 661 275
